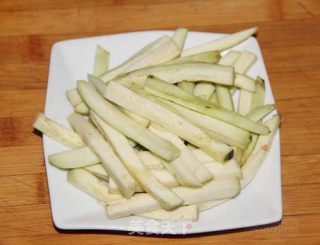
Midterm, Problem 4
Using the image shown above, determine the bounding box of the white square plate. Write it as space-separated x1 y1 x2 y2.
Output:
44 30 282 235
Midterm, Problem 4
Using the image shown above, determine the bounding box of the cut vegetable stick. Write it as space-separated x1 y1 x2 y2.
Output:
90 111 183 210
68 169 121 203
149 124 213 184
93 45 110 76
149 169 179 188
33 113 85 148
108 177 144 194
238 89 253 116
246 104 275 121
241 115 280 188
233 147 243 163
240 78 267 163
116 63 234 87
49 147 99 169
66 88 90 114
138 151 190 187
190 148 215 163
234 51 257 74
86 161 178 189
193 82 216 100
84 164 108 181
177 81 195 94
106 178 240 219
99 35 180 82
137 151 164 170
118 107 150 128
140 78 269 135
108 177 121 194
172 28 188 51
182 27 257 56
250 76 265 111
209 92 218 104
199 199 227 211
234 74 256 92
215 50 240 110
204 159 242 180
141 204 198 221
167 51 220 65
78 80 180 161
68 113 136 198
215 85 234 110
160 99 250 150
241 134 258 165
66 89 83 106
138 150 202 187
88 74 150 128
190 149 242 179
218 50 241 66
105 81 233 162
74 102 90 115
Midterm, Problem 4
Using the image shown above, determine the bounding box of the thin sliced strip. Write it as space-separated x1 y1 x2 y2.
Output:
138 150 202 187
215 85 234 111
68 113 136 198
234 74 256 92
199 199 227 211
149 169 179 188
193 82 216 100
93 45 110 76
241 134 259 165
215 50 240 110
241 115 281 188
78 80 180 162
106 178 240 219
177 81 195 94
167 51 220 65
160 99 250 150
218 50 241 66
182 27 257 56
246 104 275 121
89 74 150 128
141 78 269 135
49 146 99 169
108 177 144 194
241 77 267 162
68 169 120 203
66 87 90 114
204 159 242 180
249 76 265 111
104 81 233 162
84 164 108 181
33 113 85 148
238 89 253 116
149 124 213 184
90 111 183 210
141 205 198 221
190 149 242 179
116 63 234 87
118 107 150 128
234 51 257 74
172 28 188 51
137 151 164 170
99 35 180 82
74 102 89 115
66 89 83 106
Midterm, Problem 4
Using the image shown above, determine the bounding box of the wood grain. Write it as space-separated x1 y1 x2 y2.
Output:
0 0 320 244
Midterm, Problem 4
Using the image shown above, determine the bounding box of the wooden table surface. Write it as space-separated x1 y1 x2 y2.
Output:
1 0 320 244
